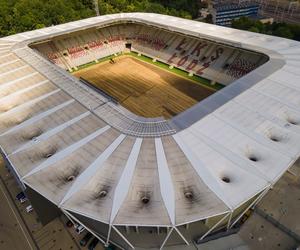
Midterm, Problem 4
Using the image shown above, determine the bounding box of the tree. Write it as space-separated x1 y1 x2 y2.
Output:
249 26 260 33
0 0 198 37
273 26 293 39
0 0 95 37
232 16 300 41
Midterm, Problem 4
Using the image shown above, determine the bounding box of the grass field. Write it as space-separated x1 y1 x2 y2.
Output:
73 55 216 119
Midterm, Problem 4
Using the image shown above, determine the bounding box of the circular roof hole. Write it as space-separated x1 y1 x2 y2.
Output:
141 196 150 204
270 136 280 142
184 191 193 200
287 118 298 125
222 176 230 183
45 153 53 158
98 190 107 198
67 175 75 182
249 155 258 162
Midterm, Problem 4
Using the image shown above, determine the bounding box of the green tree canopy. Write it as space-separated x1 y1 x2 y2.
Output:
0 0 197 37
232 16 300 41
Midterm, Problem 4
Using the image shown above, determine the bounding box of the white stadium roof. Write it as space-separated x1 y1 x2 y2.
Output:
0 12 300 234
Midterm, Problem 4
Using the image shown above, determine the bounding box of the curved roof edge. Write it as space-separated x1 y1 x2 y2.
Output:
5 12 296 135
0 13 299 228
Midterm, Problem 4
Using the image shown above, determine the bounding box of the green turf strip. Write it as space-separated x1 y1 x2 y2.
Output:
129 51 224 90
71 51 225 91
71 54 118 71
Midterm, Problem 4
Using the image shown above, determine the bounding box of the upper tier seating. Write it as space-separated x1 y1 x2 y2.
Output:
33 23 268 85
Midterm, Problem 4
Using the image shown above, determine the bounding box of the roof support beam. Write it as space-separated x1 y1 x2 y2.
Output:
112 225 135 249
106 138 143 246
0 72 39 90
0 80 49 104
0 64 29 77
59 133 126 206
200 213 230 241
11 111 90 155
173 133 232 209
62 209 107 245
0 89 61 119
2 99 74 137
0 53 13 59
0 59 20 67
110 138 143 223
160 227 173 250
0 50 10 55
229 187 270 229
155 138 175 225
174 227 189 245
22 125 110 179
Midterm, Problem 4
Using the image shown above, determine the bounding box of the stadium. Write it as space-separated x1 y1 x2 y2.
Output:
0 12 299 249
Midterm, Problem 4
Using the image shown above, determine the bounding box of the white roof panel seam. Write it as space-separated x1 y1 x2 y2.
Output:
1 99 74 136
0 53 13 59
250 88 300 114
172 133 232 209
212 113 296 159
0 64 29 77
231 99 296 133
0 59 20 67
155 138 175 225
0 72 39 90
11 111 91 155
267 73 300 91
59 133 126 206
21 125 111 178
0 12 298 230
110 138 143 224
0 80 49 104
0 89 61 119
187 127 272 182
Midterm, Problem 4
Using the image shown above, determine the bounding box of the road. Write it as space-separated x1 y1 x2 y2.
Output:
0 176 37 250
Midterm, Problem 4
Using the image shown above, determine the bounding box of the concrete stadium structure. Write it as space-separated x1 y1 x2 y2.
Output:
0 13 300 249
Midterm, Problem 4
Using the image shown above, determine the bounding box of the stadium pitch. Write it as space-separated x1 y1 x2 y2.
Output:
73 54 216 118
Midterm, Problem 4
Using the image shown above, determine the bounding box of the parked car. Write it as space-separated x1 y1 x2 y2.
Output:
75 224 85 234
16 192 25 200
20 197 28 203
66 220 73 227
26 205 33 213
80 232 93 246
88 237 99 250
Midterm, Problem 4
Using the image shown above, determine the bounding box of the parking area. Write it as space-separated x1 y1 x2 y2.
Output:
238 162 300 250
1 152 299 250
0 157 105 250
0 176 35 250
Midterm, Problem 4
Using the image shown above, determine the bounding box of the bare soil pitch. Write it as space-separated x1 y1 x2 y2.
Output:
73 55 215 118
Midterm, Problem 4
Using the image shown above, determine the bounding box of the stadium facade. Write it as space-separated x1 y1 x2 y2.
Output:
0 13 300 249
